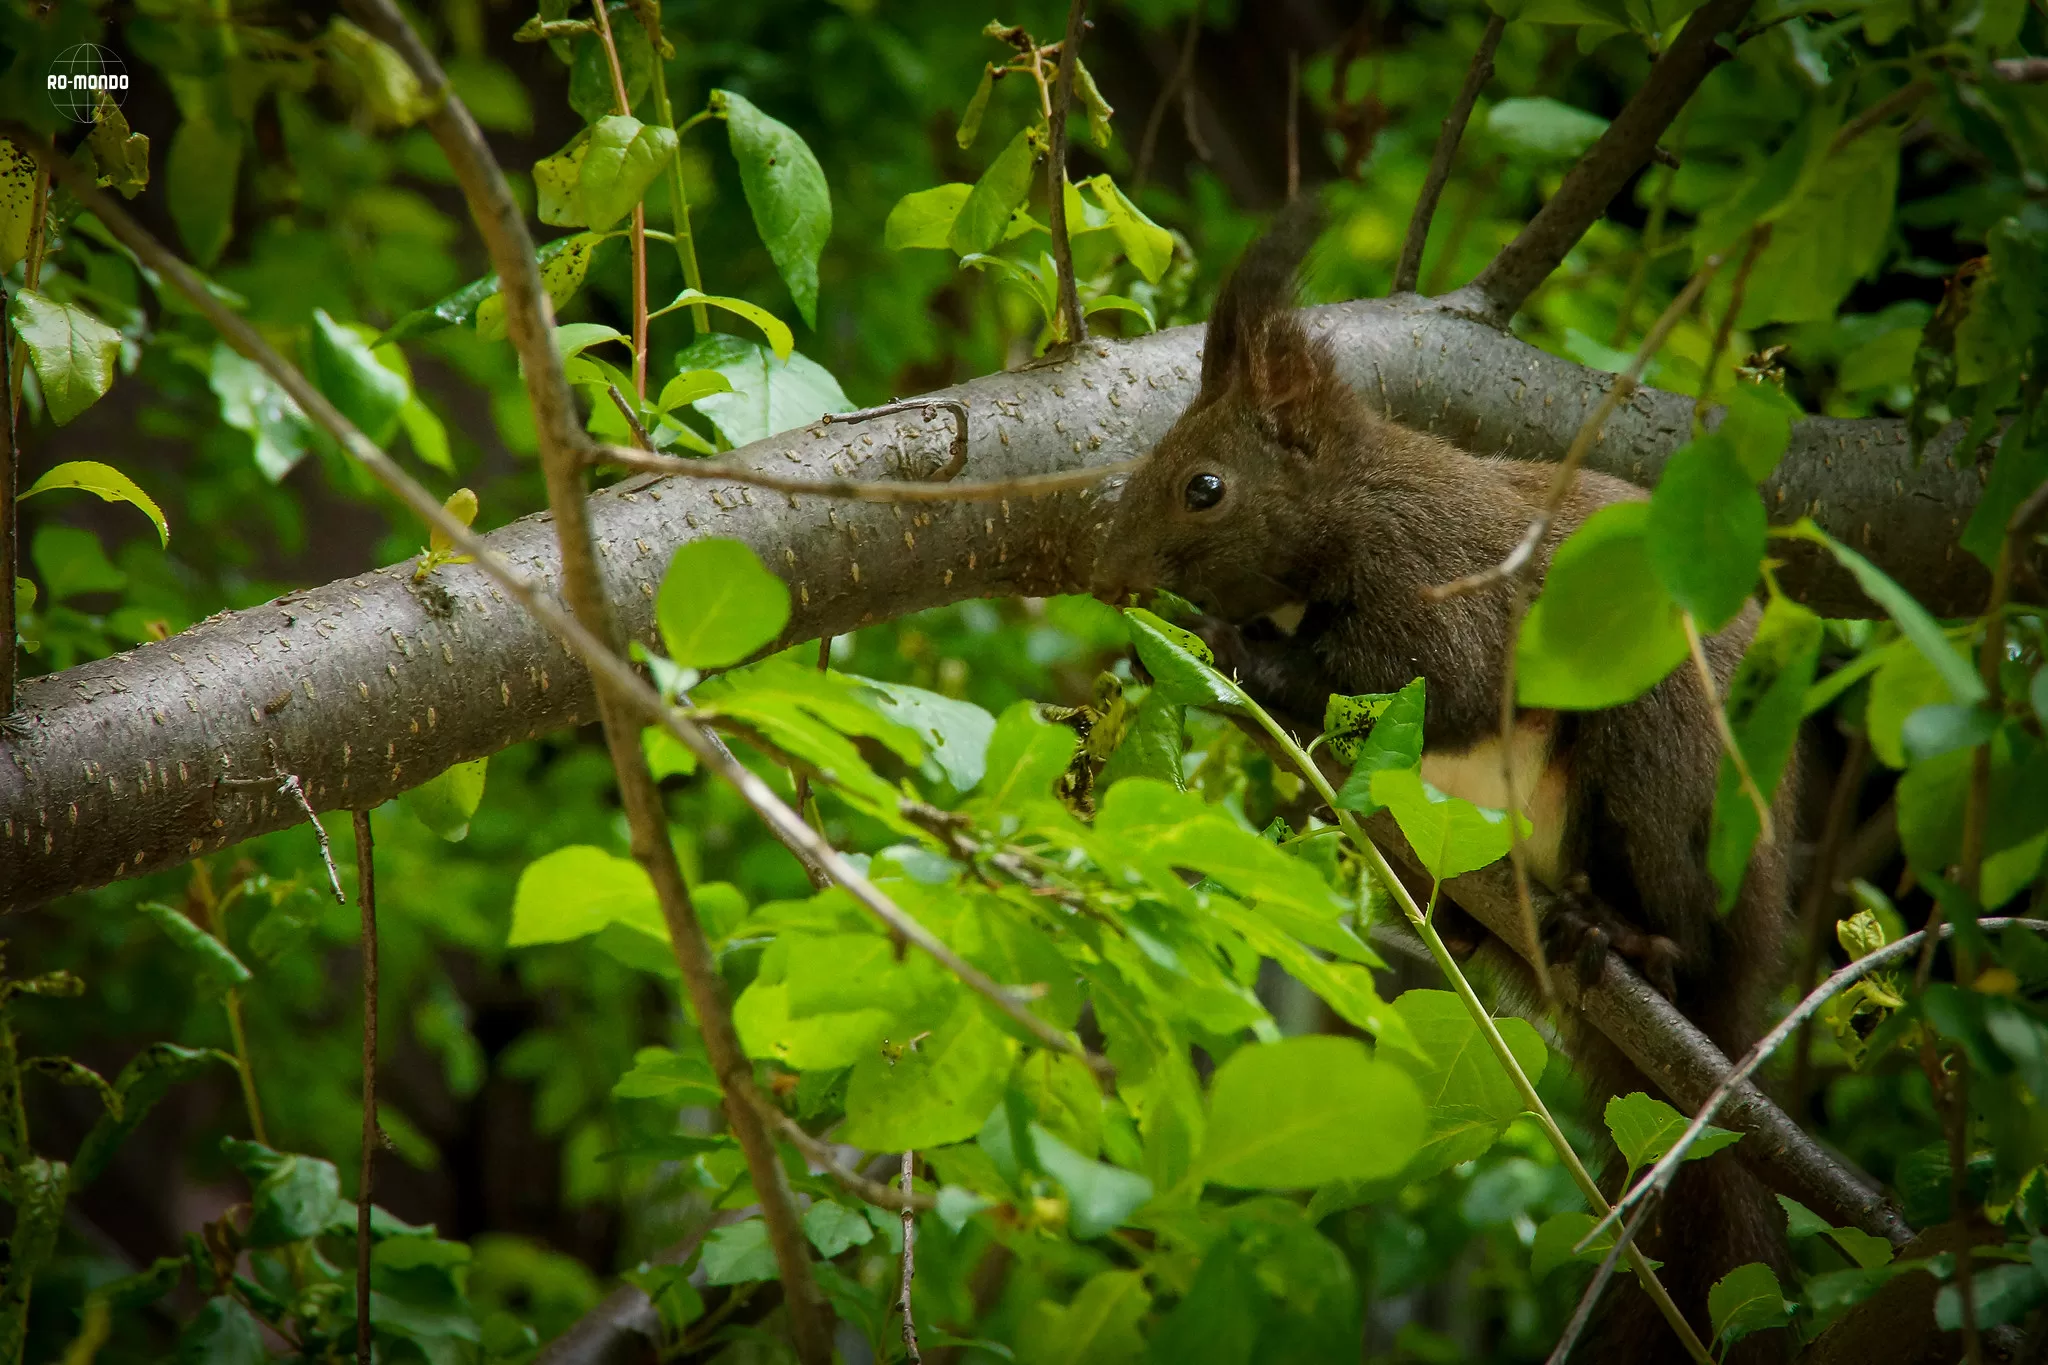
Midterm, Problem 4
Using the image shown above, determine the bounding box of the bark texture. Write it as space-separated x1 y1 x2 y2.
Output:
0 296 1994 908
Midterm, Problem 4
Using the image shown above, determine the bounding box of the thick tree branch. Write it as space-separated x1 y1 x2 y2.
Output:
1448 0 1753 325
1394 14 1504 295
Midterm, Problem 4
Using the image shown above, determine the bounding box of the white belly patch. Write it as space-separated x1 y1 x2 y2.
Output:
1418 712 1569 887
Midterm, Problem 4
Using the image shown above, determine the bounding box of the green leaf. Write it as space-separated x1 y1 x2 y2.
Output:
1954 210 2048 386
611 1045 721 1104
803 1201 875 1257
1708 1261 1796 1349
653 288 793 361
85 97 150 197
1741 131 1900 327
398 758 487 842
700 1219 779 1285
1707 595 1823 908
855 677 997 790
167 109 239 267
210 344 310 481
950 124 1042 256
1370 768 1516 881
398 397 453 473
1532 1212 1617 1279
676 332 852 447
1024 1270 1150 1365
655 368 735 414
1082 293 1156 332
714 90 832 328
1487 97 1610 160
309 309 409 447
21 461 168 547
621 1263 705 1335
656 538 791 670
1031 1125 1153 1239
568 2 651 121
1962 409 2048 570
975 702 1079 808
1197 1036 1425 1189
220 1138 345 1247
8 291 122 426
1098 688 1186 790
886 183 972 250
173 1297 265 1365
476 232 609 342
0 140 36 274
324 17 433 128
840 998 1015 1150
507 845 664 946
1332 678 1427 814
1385 990 1548 1181
577 114 679 232
535 129 592 227
1603 1091 1742 1181
1083 175 1174 284
1124 607 1238 708
375 274 503 347
957 64 995 149
140 901 251 994
1717 384 1801 482
1646 433 1765 631
1783 520 1985 704
1518 502 1688 709
1935 1263 2047 1331
71 1044 231 1191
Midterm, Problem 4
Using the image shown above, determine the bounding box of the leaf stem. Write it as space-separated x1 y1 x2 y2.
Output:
587 0 650 398
644 18 712 332
1681 611 1774 846
353 809 377 1365
1224 674 1712 1365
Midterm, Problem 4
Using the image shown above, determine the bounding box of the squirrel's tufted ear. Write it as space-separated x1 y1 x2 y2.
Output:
1199 193 1337 447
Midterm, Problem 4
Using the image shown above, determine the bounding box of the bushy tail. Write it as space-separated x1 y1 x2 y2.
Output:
1200 191 1328 393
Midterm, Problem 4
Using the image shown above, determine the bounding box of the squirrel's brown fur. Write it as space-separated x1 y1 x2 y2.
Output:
1094 198 1797 1362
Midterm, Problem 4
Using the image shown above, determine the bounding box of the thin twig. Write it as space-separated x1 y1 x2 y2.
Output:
607 383 655 451
900 1150 922 1363
1426 252 1725 603
1993 56 2048 82
789 634 833 889
1611 106 1689 347
743 1088 937 1212
596 444 1129 503
353 809 377 1365
1682 613 1775 846
587 0 650 398
1692 224 1771 432
1546 1192 1658 1365
1453 0 1751 326
1580 915 2048 1247
1046 0 1091 346
1394 14 1504 295
1285 49 1301 203
818 398 971 481
1789 731 1867 1106
276 768 347 903
1830 78 1934 155
1135 8 1202 188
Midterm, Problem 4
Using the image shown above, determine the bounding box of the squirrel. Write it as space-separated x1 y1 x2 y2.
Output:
1092 197 1798 1364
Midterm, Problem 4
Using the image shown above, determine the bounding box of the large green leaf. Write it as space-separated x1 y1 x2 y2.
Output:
1603 1091 1742 1181
1384 990 1548 1181
1331 677 1427 813
1022 1271 1150 1365
840 998 1015 1150
950 123 1041 256
1197 1036 1425 1189
652 288 793 361
221 1138 345 1247
1646 433 1765 631
700 1219 779 1285
1708 1262 1796 1350
975 702 1079 809
1370 768 1518 881
9 290 122 426
1519 501 1688 709
1031 1125 1154 1239
211 342 311 481
1707 596 1822 908
399 758 488 842
172 1297 265 1365
854 677 996 790
715 89 832 328
72 1044 232 1191
140 901 251 995
21 460 168 547
1785 520 1985 704
886 183 972 250
675 332 851 447
1124 608 1238 708
656 538 791 670
1487 97 1610 160
507 845 664 946
309 309 409 446
1742 131 1900 326
166 108 239 267
575 114 678 232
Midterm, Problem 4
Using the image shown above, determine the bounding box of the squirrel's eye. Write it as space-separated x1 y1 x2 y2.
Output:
1183 472 1225 512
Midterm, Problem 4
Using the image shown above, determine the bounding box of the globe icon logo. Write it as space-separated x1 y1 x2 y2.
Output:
46 44 130 124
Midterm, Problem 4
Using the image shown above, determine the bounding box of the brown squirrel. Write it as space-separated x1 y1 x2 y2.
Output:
1093 199 1797 1363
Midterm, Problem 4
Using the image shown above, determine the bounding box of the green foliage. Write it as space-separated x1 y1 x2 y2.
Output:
1519 502 1688 709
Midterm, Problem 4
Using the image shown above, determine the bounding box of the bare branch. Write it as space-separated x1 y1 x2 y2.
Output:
1046 0 1091 346
1134 8 1202 188
1449 0 1754 326
1394 14 1505 295
606 384 656 451
595 444 1130 501
900 1151 922 1363
353 808 377 1365
1583 916 2048 1250
277 769 346 904
1993 56 2048 82
1546 1198 1648 1365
